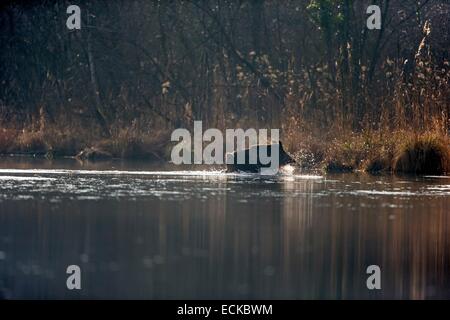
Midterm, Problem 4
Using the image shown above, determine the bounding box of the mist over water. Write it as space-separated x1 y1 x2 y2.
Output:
0 157 449 299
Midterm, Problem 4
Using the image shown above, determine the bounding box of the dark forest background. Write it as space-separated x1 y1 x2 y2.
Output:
0 0 449 166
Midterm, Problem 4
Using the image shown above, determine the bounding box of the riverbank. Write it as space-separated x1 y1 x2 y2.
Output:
290 129 450 175
0 123 170 161
1 123 448 175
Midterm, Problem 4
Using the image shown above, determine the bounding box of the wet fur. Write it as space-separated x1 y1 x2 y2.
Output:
226 142 295 173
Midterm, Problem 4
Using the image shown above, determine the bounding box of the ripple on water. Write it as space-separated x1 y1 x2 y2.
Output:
352 189 450 197
0 176 56 181
1 168 448 202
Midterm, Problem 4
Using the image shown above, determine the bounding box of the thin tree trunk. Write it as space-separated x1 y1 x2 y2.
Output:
86 11 109 135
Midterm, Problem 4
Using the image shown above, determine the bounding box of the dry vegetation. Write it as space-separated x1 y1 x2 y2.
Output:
0 110 170 160
283 124 449 174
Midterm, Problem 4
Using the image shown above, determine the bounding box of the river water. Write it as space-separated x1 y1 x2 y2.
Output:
0 157 449 299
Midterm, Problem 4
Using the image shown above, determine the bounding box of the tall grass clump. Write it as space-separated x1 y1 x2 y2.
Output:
393 133 450 175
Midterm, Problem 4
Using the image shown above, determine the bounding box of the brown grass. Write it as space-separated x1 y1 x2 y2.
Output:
94 126 169 160
0 114 170 160
0 128 17 154
393 133 450 175
1 102 448 175
283 119 449 175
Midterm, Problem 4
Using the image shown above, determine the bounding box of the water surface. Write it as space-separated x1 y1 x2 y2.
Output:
0 156 449 299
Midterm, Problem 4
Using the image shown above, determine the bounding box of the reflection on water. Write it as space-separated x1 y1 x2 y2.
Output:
0 157 449 299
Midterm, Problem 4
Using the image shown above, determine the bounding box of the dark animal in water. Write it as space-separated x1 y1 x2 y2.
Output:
226 141 295 173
